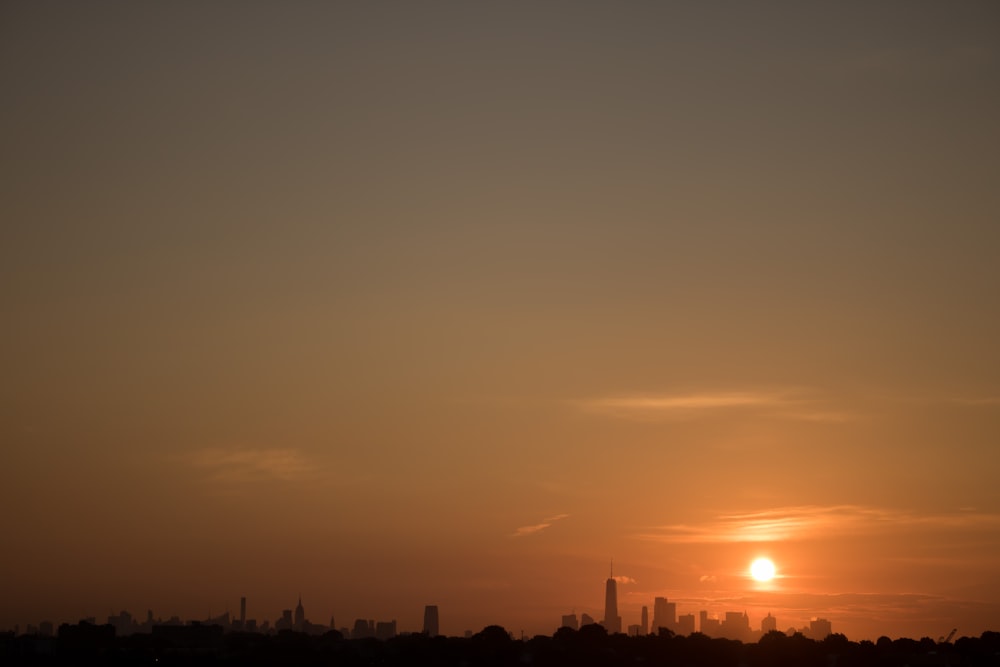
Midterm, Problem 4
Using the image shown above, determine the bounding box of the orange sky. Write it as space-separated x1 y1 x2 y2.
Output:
2 1 1000 641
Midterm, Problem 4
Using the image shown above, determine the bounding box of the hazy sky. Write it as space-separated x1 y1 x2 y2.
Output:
2 1 999 641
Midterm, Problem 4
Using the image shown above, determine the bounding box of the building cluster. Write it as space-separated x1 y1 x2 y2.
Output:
10 599 442 641
560 573 834 642
10 576 837 643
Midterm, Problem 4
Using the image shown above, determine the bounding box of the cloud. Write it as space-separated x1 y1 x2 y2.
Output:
575 390 850 422
700 575 717 583
613 575 636 585
512 513 569 537
186 447 316 483
584 392 783 412
949 396 1000 407
636 505 1000 544
768 410 854 423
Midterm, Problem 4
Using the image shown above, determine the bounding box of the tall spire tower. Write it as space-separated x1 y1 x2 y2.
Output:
294 595 305 632
602 560 621 634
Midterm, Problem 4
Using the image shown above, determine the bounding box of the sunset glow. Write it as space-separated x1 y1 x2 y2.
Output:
750 558 777 582
2 1 999 644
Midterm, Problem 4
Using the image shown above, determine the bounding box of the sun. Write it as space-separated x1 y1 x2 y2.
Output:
750 557 776 582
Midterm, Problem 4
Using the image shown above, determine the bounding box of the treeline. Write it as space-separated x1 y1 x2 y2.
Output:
4 622 1000 666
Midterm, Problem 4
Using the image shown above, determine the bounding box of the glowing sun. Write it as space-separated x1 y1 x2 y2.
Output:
750 557 776 582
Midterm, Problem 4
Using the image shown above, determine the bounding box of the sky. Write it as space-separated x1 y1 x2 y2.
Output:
2 1 1000 642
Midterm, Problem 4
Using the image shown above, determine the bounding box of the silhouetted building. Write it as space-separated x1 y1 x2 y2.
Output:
627 624 643 637
375 620 397 640
652 597 675 634
205 611 229 628
677 613 695 636
761 612 777 634
140 610 155 633
107 611 136 636
602 565 621 634
352 619 374 639
699 611 721 636
641 606 648 635
294 597 306 632
580 613 595 626
561 614 579 630
721 611 750 641
423 605 439 637
240 597 246 628
275 609 293 632
809 617 832 640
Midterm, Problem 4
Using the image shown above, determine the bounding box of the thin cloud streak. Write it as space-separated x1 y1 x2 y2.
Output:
187 447 316 483
576 390 852 422
949 396 1000 406
637 505 1000 544
769 410 855 423
512 513 570 538
591 393 783 410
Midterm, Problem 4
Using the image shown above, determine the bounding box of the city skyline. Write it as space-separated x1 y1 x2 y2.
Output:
3 1 1000 646
6 583 835 643
0 569 934 643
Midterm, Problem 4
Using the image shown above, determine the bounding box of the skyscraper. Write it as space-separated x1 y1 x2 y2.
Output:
699 611 721 636
423 605 439 637
809 618 832 640
761 612 777 634
375 620 397 640
294 596 305 632
641 606 648 635
721 611 750 641
602 563 621 634
352 619 374 639
652 597 675 635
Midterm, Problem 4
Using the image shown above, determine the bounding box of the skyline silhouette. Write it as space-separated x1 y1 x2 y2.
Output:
3 546 992 641
0 570 950 645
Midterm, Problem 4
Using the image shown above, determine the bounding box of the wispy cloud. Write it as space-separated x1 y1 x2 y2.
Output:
512 513 570 538
949 396 1000 407
575 390 849 422
636 505 1000 544
584 392 784 412
613 575 636 585
186 447 316 483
